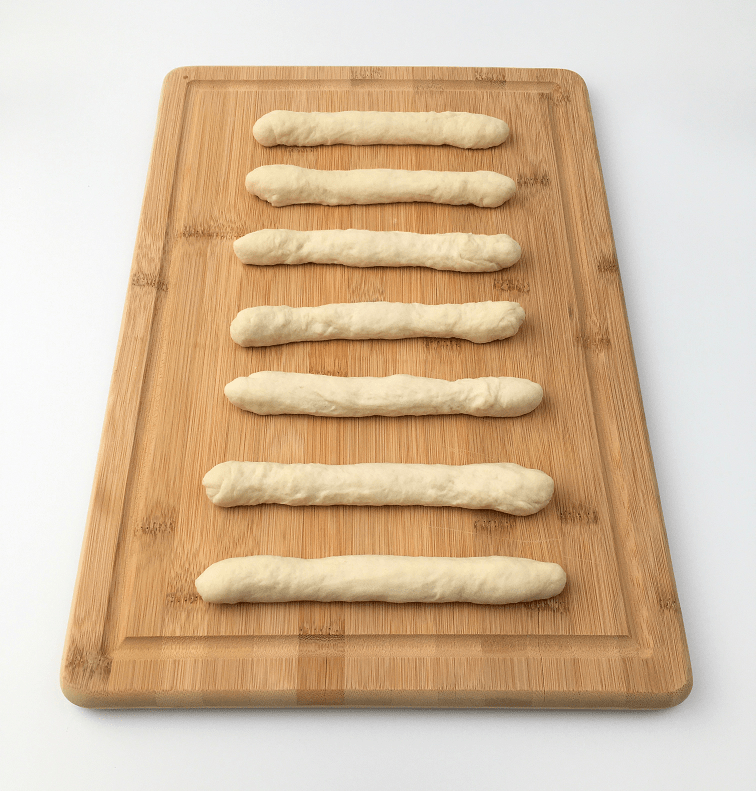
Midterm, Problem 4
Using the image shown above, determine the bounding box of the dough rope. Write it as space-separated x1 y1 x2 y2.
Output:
233 229 521 271
196 555 567 605
252 110 510 149
246 165 516 208
203 461 554 516
225 372 543 418
230 301 525 347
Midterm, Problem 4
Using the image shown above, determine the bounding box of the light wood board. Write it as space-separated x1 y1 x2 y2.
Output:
61 66 691 708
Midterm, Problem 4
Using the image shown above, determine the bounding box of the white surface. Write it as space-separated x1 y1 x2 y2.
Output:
1 0 754 789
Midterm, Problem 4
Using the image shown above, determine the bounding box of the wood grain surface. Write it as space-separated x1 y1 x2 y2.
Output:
60 66 691 708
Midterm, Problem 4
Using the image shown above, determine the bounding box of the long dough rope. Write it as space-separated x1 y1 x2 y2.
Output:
195 555 566 605
225 372 543 418
233 229 521 271
246 165 516 208
253 110 510 149
203 461 554 516
230 301 525 347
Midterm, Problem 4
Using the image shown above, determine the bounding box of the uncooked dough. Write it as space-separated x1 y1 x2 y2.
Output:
252 110 510 149
233 229 521 271
195 554 566 605
225 372 543 418
231 301 525 347
202 461 554 516
246 165 516 208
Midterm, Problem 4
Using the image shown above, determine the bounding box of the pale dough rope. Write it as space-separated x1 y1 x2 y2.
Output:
233 229 521 272
246 165 516 208
224 372 543 418
252 110 510 149
196 555 566 605
230 302 525 347
203 461 554 516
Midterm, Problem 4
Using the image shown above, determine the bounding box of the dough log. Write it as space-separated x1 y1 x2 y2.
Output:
233 229 521 271
246 165 516 208
225 372 543 418
252 110 510 149
196 555 566 605
231 301 525 347
203 461 554 516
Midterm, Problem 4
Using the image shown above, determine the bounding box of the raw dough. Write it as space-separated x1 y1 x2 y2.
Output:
233 229 521 271
203 461 554 516
231 301 525 347
246 165 516 208
196 554 566 605
252 110 510 149
225 372 543 418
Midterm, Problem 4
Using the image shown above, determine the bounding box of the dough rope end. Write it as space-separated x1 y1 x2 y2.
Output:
195 566 217 601
231 236 248 263
549 564 568 598
252 115 277 146
202 463 229 505
507 238 522 266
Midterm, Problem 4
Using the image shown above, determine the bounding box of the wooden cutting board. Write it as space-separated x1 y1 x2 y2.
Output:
61 66 691 708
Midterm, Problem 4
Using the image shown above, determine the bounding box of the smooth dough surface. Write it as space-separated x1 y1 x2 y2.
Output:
233 229 521 271
196 555 566 605
225 372 543 418
246 165 516 208
231 301 525 347
252 110 510 149
203 461 554 516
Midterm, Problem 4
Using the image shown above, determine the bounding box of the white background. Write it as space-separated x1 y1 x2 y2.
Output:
1 1 754 788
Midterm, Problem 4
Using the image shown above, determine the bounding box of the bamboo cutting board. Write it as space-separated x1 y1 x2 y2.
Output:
61 66 691 708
